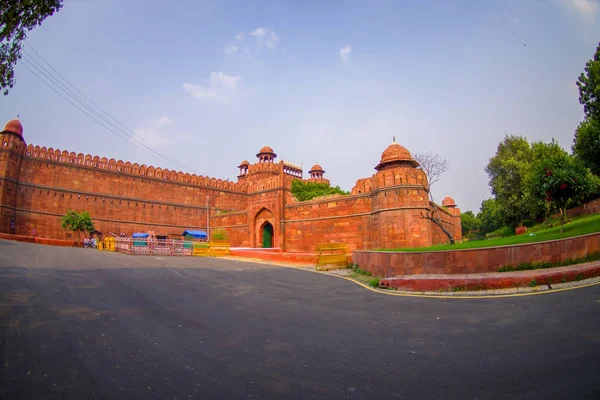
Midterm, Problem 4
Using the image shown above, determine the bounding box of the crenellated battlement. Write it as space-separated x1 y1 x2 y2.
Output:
247 160 281 175
24 144 247 193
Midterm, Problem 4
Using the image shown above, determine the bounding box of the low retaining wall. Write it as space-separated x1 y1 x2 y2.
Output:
379 261 600 291
0 233 78 247
353 232 600 277
565 197 600 218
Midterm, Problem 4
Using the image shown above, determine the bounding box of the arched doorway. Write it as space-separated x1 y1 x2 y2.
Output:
262 222 274 248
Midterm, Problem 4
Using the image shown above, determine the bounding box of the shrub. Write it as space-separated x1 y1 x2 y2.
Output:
211 229 228 241
485 226 513 239
368 277 381 287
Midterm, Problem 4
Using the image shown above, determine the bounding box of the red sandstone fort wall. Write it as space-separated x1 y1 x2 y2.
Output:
210 211 249 246
283 194 372 251
1 124 464 251
10 145 249 240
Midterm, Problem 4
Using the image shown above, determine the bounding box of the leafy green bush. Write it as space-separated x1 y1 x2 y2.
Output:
291 180 349 202
368 278 381 287
60 209 95 243
211 229 228 241
485 226 513 239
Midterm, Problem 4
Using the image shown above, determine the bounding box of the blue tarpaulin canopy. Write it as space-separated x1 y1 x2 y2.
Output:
132 232 149 238
182 230 208 239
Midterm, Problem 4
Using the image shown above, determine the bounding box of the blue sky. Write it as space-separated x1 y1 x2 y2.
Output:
1 0 599 212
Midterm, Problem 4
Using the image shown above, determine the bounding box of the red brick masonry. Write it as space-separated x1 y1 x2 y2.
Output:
353 232 600 277
379 261 600 291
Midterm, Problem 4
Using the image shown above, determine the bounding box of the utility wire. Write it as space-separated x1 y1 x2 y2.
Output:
20 43 194 172
22 43 190 171
21 48 192 172
21 50 192 172
19 59 175 162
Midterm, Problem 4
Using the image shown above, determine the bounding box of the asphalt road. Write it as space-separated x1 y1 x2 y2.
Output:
0 240 599 400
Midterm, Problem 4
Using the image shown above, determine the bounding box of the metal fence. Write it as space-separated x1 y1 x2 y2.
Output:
111 238 194 256
100 237 230 257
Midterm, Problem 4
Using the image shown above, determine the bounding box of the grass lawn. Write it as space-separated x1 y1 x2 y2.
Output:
379 213 600 252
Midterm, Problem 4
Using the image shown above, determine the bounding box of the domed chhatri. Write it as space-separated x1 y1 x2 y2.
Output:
375 139 419 171
309 163 324 173
309 163 325 179
237 160 250 178
2 118 23 136
256 146 277 163
257 146 276 156
442 195 457 208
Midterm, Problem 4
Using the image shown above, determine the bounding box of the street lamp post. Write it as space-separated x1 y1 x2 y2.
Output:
206 194 210 241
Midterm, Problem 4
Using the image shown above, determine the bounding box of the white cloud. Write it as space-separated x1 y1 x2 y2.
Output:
249 27 280 50
564 0 599 18
183 71 242 102
340 45 352 61
224 43 250 55
134 116 174 147
156 115 172 126
225 28 280 56
224 44 239 54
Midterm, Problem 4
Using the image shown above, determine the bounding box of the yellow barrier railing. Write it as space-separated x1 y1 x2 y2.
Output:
103 237 116 252
193 242 212 256
210 241 231 257
316 243 349 270
192 241 231 257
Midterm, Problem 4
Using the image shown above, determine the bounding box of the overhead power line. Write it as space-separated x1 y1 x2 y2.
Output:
20 43 195 173
19 59 176 165
22 44 186 169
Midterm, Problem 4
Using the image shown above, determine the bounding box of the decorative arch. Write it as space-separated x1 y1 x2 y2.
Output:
254 207 275 248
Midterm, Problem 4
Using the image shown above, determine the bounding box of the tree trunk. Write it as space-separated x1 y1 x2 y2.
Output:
429 216 455 244
422 192 455 245
560 206 567 233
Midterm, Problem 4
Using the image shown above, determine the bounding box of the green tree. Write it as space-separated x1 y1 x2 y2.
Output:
527 140 569 219
60 209 95 244
573 117 600 176
530 154 598 232
291 180 349 202
477 198 503 235
460 211 479 235
1 0 63 95
485 135 534 227
577 42 600 120
486 136 567 226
